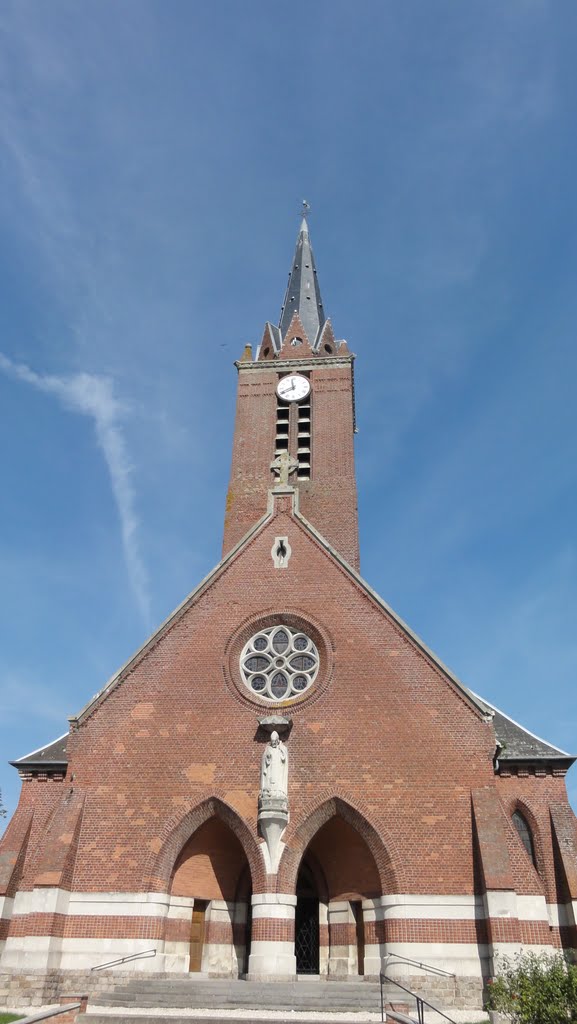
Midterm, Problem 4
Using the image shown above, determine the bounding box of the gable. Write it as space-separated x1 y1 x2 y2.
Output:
68 491 491 746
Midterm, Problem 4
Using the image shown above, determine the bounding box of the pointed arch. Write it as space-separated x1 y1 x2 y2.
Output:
510 799 543 877
277 796 404 895
143 797 265 894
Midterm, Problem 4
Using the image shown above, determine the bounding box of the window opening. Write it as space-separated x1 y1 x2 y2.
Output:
512 810 537 869
240 625 319 702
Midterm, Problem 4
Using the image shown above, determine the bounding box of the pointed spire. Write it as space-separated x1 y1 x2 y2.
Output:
279 212 326 348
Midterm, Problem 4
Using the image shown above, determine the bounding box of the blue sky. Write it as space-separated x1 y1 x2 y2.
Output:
1 0 577 821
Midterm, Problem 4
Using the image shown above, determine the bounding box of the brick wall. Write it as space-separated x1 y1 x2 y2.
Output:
171 818 248 900
6 503 497 900
1 486 575 978
222 354 359 568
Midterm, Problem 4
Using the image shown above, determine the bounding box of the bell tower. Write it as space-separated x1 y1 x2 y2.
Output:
223 217 359 570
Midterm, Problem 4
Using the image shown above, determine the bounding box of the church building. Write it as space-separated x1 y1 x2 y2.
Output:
1 218 576 1010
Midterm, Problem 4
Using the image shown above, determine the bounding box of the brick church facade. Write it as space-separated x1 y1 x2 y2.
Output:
1 218 576 1008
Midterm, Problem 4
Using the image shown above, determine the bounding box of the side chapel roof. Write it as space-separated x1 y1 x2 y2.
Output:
10 732 69 771
466 690 572 764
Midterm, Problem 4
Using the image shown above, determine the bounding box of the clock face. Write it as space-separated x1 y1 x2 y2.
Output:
277 374 311 403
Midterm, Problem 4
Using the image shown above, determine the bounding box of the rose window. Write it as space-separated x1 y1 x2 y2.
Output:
240 626 319 702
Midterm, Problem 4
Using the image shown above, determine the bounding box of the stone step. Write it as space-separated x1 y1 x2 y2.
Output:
85 1018 389 1024
91 978 412 1013
96 983 379 991
94 990 383 1001
107 981 377 991
96 989 383 1001
94 998 387 1010
93 1001 386 1011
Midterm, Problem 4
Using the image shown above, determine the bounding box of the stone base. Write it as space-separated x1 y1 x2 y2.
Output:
0 968 124 1010
0 966 486 1012
397 973 485 1011
247 944 297 978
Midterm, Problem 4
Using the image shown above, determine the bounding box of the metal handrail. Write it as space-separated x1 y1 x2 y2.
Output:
90 947 157 971
13 1004 81 1024
380 971 458 1024
384 952 456 978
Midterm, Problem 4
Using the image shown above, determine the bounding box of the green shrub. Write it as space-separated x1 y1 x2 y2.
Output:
486 950 577 1024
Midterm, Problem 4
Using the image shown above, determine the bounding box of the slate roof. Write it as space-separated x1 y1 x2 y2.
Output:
467 690 574 764
279 218 326 346
10 732 68 770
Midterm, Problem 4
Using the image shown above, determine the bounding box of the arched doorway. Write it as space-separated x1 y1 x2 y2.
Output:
171 816 252 976
302 814 381 976
295 860 321 975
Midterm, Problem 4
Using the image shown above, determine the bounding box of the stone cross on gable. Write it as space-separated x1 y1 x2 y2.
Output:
270 450 298 486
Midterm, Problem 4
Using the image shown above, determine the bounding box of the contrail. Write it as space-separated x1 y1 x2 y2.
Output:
0 352 151 626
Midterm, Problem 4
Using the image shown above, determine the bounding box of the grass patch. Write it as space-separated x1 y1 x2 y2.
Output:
0 1014 23 1022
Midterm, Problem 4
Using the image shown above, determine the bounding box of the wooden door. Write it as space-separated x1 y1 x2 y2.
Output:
352 901 364 976
189 900 207 972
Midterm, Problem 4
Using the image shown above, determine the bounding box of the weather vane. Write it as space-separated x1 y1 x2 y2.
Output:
301 199 311 220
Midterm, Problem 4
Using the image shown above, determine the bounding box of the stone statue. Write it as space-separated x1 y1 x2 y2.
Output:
260 730 288 800
258 730 289 874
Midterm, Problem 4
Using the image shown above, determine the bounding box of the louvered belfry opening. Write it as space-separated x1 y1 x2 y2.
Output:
297 396 311 480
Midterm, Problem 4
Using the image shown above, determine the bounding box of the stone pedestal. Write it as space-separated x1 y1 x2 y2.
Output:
258 795 288 875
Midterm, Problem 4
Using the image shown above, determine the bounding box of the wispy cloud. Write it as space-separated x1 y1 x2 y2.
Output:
0 352 151 625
